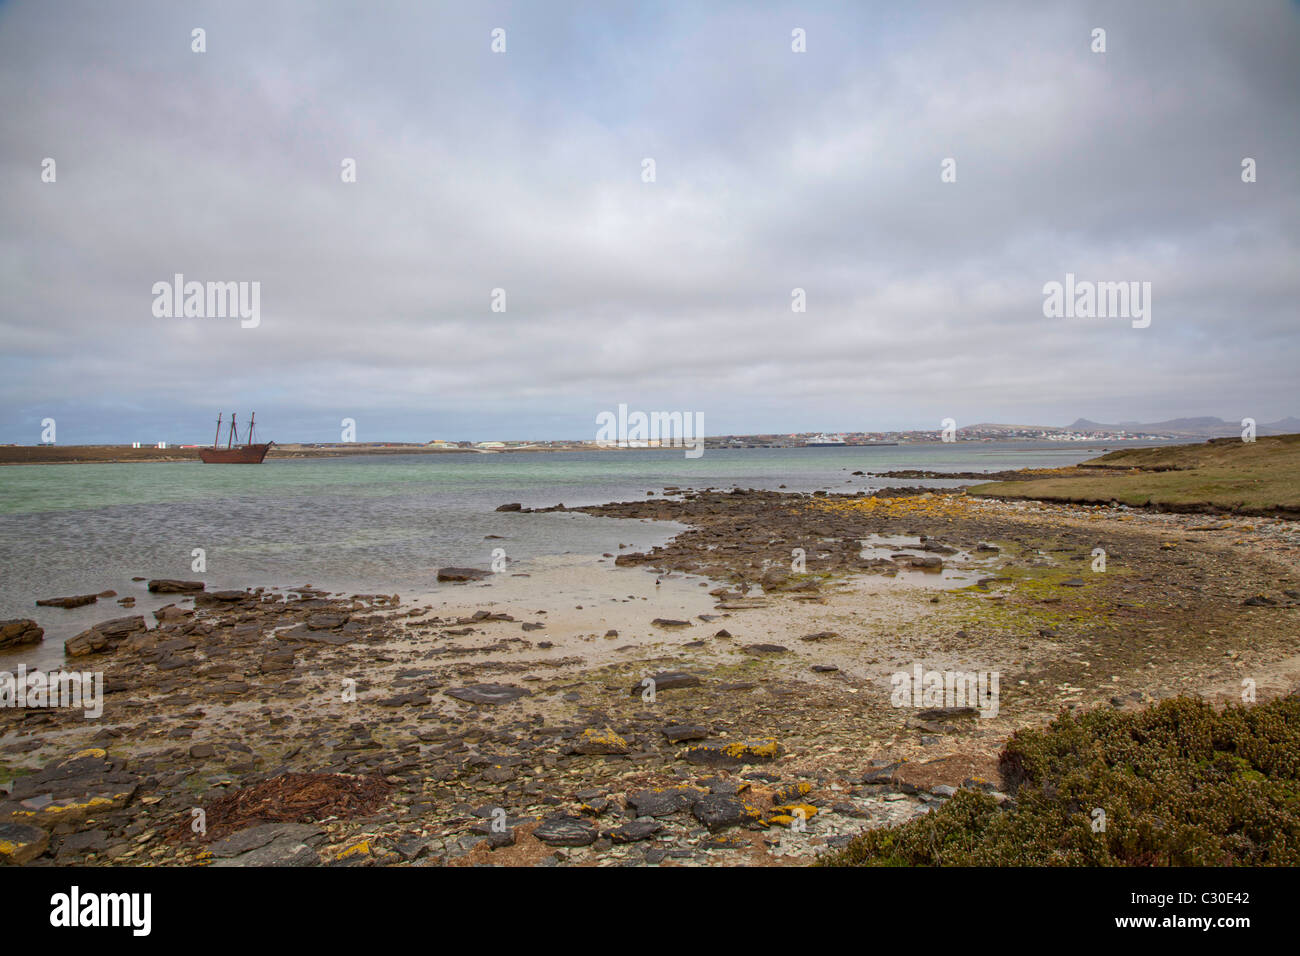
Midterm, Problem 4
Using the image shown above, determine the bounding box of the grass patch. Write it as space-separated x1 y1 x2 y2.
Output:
970 434 1300 515
820 696 1300 866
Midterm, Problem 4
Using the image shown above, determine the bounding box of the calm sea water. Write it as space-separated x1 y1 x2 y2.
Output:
0 443 1128 656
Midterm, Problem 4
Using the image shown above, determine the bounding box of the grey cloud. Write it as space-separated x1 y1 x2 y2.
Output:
1 0 1297 442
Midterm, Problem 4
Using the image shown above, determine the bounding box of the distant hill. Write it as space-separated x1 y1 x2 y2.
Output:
1066 416 1299 437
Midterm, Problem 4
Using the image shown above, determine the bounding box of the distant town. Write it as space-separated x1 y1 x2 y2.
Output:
8 416 1296 462
277 426 1176 453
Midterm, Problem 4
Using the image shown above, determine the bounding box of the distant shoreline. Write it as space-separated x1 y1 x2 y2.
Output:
0 438 1134 466
0 444 579 465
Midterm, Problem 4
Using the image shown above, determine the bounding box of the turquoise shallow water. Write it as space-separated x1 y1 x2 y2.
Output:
0 442 1126 649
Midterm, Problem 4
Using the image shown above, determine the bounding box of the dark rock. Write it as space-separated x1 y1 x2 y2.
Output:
916 706 978 720
662 725 710 743
692 795 755 831
626 788 699 817
276 624 357 646
437 567 490 583
305 612 349 630
209 823 324 867
55 827 109 857
495 503 523 512
0 822 49 863
65 616 146 657
0 619 43 650
377 690 427 707
147 579 206 593
860 762 902 785
532 814 598 847
1 751 139 826
760 569 791 591
629 671 701 696
772 782 814 803
605 820 661 843
36 594 99 609
154 604 193 624
195 589 248 605
445 684 531 705
681 739 781 768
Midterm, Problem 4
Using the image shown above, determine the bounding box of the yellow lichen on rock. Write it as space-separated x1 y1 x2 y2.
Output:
767 803 819 827
337 839 372 860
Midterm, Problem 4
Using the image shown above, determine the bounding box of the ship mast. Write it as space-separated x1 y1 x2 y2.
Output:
248 412 256 446
213 413 222 448
228 413 238 448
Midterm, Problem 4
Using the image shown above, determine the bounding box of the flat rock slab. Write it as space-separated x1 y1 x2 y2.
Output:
532 814 598 847
445 684 531 705
275 624 357 646
208 823 325 859
148 579 206 593
626 787 701 817
36 594 99 608
377 690 428 707
196 590 249 605
0 821 50 864
681 739 782 769
55 827 110 858
209 839 322 867
916 706 979 720
305 612 350 630
0 750 139 827
629 671 701 696
662 724 711 743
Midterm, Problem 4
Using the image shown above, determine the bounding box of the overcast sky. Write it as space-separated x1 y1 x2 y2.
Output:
2 0 1297 443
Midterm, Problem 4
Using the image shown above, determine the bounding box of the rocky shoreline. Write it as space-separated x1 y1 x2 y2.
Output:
2 488 1298 867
